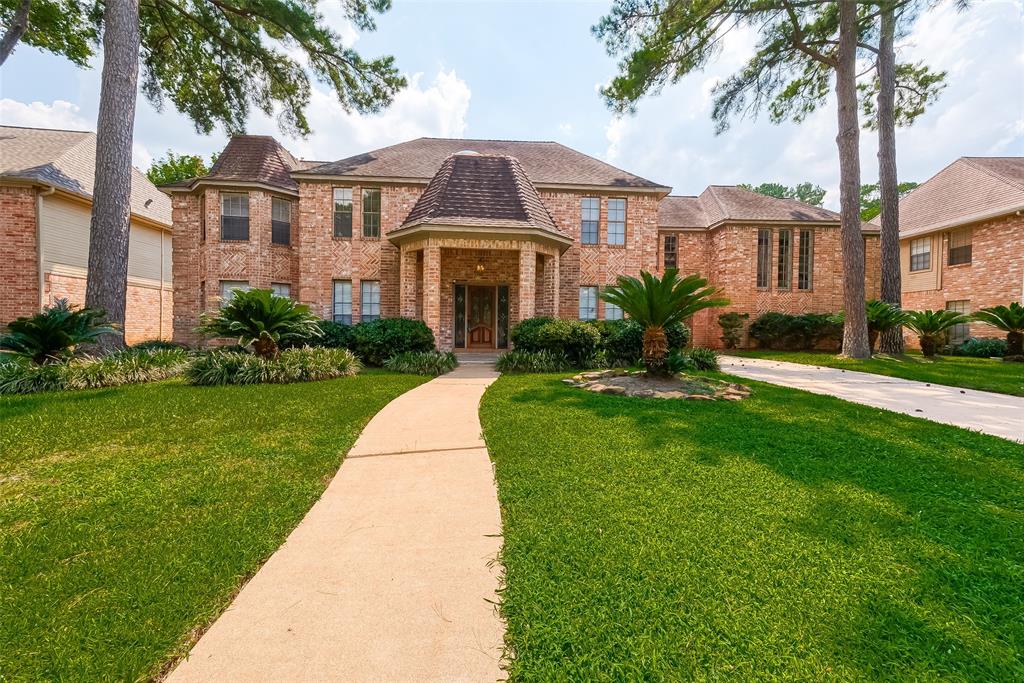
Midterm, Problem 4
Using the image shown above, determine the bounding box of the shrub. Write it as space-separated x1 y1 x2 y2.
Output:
717 312 749 349
592 319 689 366
1 299 116 365
510 318 601 367
952 337 1007 358
685 346 720 371
196 289 321 358
749 312 841 350
131 339 190 352
314 320 357 349
384 351 458 376
0 348 189 395
904 309 972 357
349 318 435 366
495 349 573 374
972 302 1024 356
185 347 359 386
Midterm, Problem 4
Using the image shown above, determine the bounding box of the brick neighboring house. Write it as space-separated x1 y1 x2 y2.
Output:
163 135 880 349
900 157 1024 345
0 126 173 343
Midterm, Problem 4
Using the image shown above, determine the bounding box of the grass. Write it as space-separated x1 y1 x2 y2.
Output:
481 373 1024 681
729 349 1024 396
0 370 427 681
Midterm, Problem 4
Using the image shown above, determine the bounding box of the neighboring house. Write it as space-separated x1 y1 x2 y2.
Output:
163 135 880 349
0 126 173 343
900 157 1024 344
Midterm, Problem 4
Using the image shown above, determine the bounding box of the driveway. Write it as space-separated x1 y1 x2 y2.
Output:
720 355 1024 443
167 364 505 682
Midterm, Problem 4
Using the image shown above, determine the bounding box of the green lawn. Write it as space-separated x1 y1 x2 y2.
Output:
481 374 1024 681
0 371 426 681
729 349 1024 396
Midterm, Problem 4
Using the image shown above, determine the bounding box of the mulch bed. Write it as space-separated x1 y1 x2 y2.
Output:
564 369 751 401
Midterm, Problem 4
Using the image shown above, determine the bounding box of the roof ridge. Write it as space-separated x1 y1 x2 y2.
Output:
0 124 93 135
959 156 1024 192
419 136 560 144
704 185 729 218
506 155 560 232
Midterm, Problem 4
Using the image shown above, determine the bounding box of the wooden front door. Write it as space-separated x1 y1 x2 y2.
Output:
467 286 495 348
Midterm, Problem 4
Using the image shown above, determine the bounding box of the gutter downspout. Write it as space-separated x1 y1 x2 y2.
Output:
36 184 56 309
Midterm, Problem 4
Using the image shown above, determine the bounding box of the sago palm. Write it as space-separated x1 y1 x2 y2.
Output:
0 299 116 365
903 309 970 358
865 300 909 353
196 289 322 359
972 302 1024 356
600 269 729 376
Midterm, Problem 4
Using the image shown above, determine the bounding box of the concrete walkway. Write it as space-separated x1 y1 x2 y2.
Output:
168 365 505 682
720 355 1024 443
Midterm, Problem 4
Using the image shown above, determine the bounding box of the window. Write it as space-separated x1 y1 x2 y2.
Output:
579 286 597 320
271 282 290 298
776 229 793 289
607 198 626 245
946 300 970 343
200 194 206 242
362 188 381 238
910 237 931 272
798 229 814 290
948 229 972 265
756 229 772 289
604 300 623 320
361 280 381 321
333 188 353 238
663 234 678 270
271 197 291 245
220 193 249 240
219 280 249 307
580 197 599 244
332 281 352 324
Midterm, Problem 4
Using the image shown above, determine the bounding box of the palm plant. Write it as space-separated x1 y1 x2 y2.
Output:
0 299 116 365
972 302 1024 357
600 269 729 376
903 309 971 358
865 300 909 353
196 289 322 359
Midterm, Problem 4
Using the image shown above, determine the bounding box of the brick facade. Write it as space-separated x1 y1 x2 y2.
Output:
902 213 1023 345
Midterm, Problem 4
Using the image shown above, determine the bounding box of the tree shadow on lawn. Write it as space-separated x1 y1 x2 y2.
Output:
492 375 1024 678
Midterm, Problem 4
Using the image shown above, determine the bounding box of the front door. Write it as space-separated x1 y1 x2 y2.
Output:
467 286 495 348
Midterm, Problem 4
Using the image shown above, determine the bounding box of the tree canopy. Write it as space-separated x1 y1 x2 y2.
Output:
145 150 217 186
1 0 405 135
738 181 826 206
860 180 918 221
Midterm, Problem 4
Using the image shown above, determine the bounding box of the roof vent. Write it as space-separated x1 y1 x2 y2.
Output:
452 149 482 156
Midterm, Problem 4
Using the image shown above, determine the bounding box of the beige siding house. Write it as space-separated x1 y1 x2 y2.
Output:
900 157 1024 345
0 126 173 342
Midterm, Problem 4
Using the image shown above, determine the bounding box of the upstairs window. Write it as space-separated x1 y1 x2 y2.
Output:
948 229 972 265
579 286 597 320
663 234 678 270
220 193 249 240
361 280 381 321
362 188 381 238
219 280 249 307
200 194 206 242
798 229 814 290
333 188 353 238
756 229 772 289
604 300 624 320
607 198 626 245
581 197 599 244
271 282 290 298
776 229 793 289
271 197 291 245
910 237 931 272
333 280 352 324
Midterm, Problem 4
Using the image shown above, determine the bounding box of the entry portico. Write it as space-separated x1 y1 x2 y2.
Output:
388 152 571 350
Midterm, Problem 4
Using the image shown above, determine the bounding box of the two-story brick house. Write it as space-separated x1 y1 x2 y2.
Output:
163 136 880 350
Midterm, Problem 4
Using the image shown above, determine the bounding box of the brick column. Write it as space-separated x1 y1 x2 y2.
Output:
423 241 442 340
399 245 418 318
518 242 536 322
551 251 560 319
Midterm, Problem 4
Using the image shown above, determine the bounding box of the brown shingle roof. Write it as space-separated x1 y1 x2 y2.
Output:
300 137 668 190
400 152 566 238
659 186 846 230
203 136 307 191
900 157 1024 237
0 125 171 226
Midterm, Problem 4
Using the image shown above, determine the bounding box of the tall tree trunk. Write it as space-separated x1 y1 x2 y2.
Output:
835 0 870 358
0 0 32 65
877 1 904 354
85 0 140 351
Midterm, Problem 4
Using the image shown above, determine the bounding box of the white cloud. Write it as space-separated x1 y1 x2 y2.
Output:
0 99 90 130
558 122 575 135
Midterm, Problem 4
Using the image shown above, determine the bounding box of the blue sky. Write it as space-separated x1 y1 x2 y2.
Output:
2 0 1022 207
